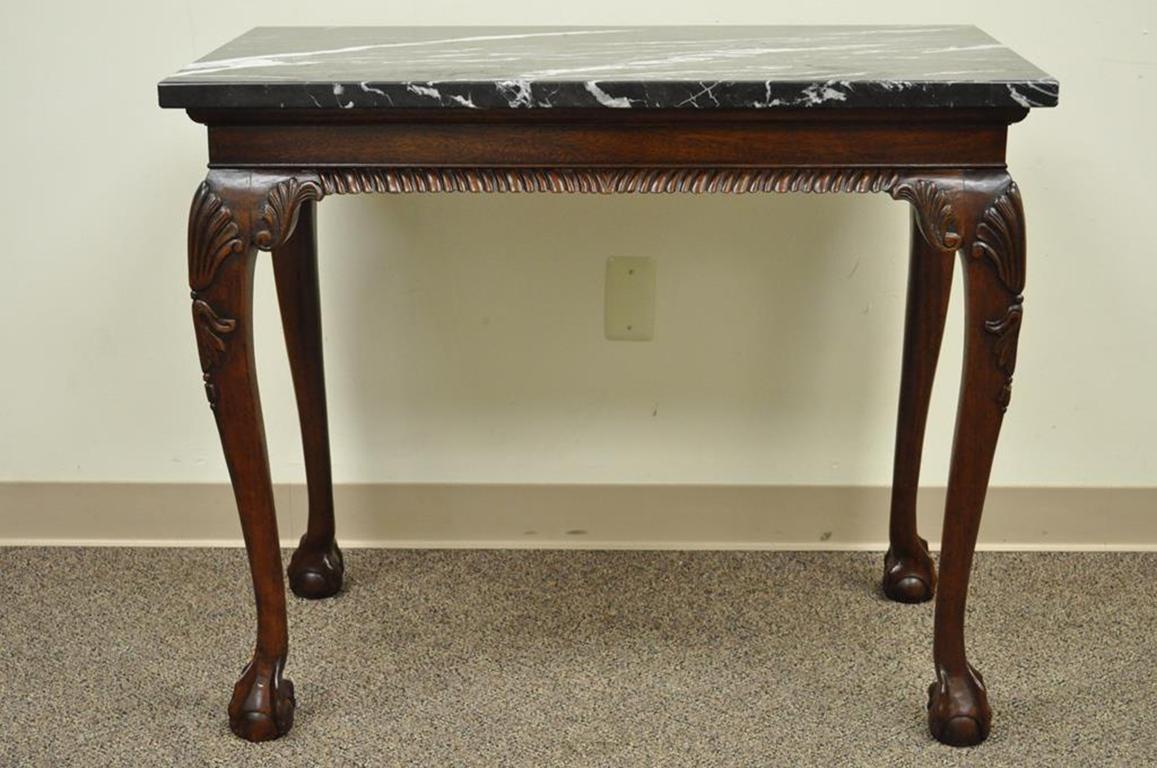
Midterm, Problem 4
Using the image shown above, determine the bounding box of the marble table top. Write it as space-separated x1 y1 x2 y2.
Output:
158 26 1058 111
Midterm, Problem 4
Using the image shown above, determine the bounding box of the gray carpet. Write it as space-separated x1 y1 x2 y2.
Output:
0 549 1154 767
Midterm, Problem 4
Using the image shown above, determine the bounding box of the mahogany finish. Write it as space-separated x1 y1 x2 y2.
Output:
272 201 345 599
204 115 1011 168
182 104 1029 747
883 212 955 603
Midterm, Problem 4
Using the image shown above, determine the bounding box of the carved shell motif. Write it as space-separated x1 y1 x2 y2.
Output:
254 177 324 250
890 178 962 251
188 182 243 291
975 181 1026 411
971 182 1025 296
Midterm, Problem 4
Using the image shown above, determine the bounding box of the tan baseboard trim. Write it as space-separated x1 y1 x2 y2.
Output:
0 483 1154 550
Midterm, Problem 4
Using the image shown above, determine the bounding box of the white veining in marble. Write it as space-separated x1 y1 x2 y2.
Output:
172 29 633 77
158 26 1059 110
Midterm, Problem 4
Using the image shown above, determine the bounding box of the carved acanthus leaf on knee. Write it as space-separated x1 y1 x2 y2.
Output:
891 175 963 251
891 172 1025 411
187 172 324 410
971 180 1025 410
253 176 325 250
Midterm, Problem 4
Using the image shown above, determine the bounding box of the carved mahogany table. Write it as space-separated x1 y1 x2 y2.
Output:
159 26 1057 747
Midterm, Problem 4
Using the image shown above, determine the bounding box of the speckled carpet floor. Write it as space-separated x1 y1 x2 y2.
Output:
1 549 1154 767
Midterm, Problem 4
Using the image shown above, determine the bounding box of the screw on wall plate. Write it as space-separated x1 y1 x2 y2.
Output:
604 256 655 341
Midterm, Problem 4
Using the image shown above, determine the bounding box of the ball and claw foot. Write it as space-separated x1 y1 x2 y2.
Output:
288 536 344 599
928 664 991 747
228 659 295 742
882 537 936 603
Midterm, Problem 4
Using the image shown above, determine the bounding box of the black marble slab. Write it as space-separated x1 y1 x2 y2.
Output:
159 26 1058 111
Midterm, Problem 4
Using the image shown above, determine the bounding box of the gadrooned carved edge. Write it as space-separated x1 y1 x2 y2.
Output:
317 167 905 195
187 168 1024 410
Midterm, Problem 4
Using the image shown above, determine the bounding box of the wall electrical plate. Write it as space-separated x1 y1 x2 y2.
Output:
604 256 656 341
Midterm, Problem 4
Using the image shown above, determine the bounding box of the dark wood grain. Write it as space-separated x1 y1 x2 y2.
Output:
179 101 1030 747
189 170 295 742
187 169 323 740
206 117 1009 168
928 170 1024 747
882 211 956 603
883 169 1024 745
272 201 344 599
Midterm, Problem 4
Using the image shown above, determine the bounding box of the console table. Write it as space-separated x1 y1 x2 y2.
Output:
158 26 1058 747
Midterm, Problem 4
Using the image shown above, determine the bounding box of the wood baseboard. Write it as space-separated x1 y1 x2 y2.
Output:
0 483 1153 550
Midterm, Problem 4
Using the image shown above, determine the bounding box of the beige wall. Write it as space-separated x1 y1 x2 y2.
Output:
1 2 1154 500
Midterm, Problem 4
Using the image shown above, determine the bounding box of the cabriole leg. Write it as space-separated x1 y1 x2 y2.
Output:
929 172 1023 747
894 170 1025 747
273 200 344 599
883 210 955 603
188 169 324 741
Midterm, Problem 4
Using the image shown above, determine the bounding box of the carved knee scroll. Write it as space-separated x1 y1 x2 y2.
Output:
188 171 324 410
972 181 1025 411
891 171 1025 411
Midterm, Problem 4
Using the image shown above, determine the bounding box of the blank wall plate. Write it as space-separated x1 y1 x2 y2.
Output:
604 256 655 341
